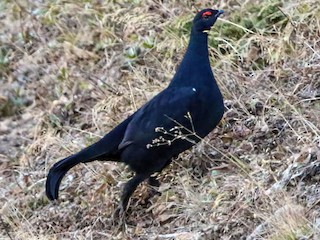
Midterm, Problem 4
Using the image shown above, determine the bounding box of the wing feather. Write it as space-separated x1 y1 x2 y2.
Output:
119 87 198 149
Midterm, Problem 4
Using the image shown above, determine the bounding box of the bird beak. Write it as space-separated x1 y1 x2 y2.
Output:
216 10 224 17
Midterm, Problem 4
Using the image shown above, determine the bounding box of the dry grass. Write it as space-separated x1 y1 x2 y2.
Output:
1 0 320 239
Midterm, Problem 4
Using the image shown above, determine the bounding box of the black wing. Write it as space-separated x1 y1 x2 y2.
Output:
119 86 200 150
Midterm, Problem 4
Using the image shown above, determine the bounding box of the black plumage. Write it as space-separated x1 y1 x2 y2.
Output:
46 8 225 212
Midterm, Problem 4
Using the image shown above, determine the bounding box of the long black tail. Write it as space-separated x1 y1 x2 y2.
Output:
45 116 132 201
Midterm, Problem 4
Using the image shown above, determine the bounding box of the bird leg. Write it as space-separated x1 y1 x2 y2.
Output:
118 174 150 214
148 176 160 187
146 176 162 200
147 159 172 197
148 158 172 187
114 159 173 220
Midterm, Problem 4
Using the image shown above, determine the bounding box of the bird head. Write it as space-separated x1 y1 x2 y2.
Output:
192 9 224 33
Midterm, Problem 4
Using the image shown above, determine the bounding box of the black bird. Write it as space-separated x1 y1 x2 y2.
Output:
46 8 225 213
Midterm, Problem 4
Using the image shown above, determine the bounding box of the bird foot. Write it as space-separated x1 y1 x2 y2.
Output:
148 177 160 187
112 204 126 229
148 177 161 198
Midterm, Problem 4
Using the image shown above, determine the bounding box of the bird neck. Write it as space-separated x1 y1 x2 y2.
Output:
186 30 209 57
170 31 212 87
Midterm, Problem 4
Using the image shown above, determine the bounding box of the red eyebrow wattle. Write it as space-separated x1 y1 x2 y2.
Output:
202 11 212 17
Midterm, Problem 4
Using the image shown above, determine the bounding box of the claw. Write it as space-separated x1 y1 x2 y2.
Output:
112 204 126 229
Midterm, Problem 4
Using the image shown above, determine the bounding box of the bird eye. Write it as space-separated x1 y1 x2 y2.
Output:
202 11 212 19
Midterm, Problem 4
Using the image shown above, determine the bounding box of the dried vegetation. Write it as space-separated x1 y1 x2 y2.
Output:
0 0 320 239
